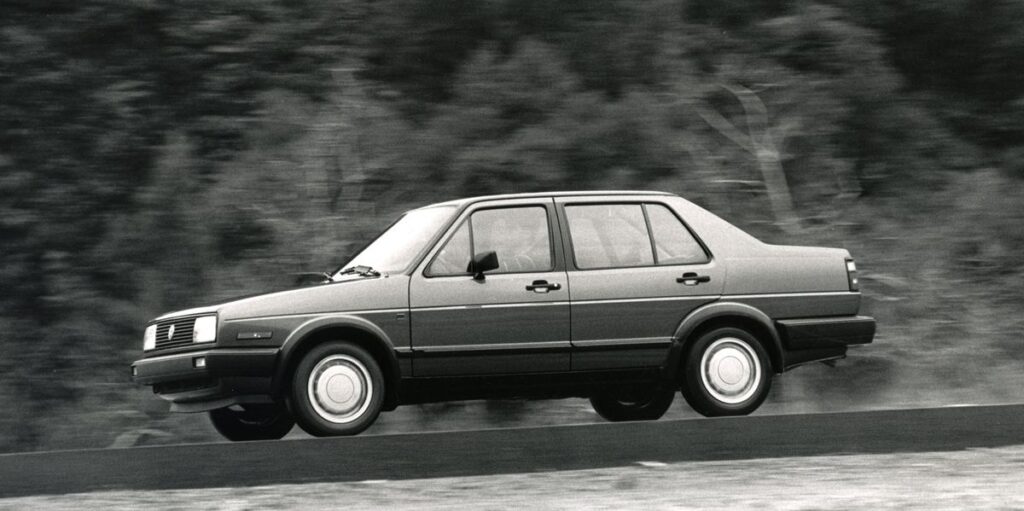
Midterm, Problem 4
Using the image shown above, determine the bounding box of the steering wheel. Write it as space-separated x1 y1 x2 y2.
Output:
511 254 535 272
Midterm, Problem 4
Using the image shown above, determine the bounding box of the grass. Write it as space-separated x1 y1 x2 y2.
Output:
5 445 1024 509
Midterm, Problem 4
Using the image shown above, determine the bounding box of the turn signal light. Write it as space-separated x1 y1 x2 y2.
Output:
845 258 859 291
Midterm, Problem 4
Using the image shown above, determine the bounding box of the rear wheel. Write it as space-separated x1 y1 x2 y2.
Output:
680 327 772 417
590 384 675 422
208 403 294 441
289 342 384 437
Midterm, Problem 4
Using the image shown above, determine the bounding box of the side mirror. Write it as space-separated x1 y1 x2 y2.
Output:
468 251 499 280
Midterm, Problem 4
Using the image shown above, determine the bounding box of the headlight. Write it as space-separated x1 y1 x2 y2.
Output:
193 316 217 343
143 324 156 351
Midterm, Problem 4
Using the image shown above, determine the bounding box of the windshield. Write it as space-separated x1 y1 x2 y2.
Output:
336 205 457 276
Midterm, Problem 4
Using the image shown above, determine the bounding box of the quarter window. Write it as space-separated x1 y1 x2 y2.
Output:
646 204 709 265
428 206 553 275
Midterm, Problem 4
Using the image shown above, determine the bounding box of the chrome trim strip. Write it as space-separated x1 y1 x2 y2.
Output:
413 301 570 313
135 348 279 364
726 291 858 300
775 315 874 326
572 337 673 348
414 341 570 353
351 308 411 315
223 308 409 323
572 295 718 306
135 350 211 364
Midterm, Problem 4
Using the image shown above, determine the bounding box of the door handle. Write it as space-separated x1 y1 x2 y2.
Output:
526 280 562 293
676 272 711 286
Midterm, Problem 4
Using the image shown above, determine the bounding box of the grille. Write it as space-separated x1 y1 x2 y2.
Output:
154 316 196 350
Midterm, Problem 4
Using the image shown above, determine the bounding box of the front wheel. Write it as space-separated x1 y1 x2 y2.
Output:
289 342 385 437
208 403 295 441
590 384 675 422
680 327 772 417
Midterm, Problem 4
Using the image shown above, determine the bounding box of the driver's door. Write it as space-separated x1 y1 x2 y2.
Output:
408 199 570 376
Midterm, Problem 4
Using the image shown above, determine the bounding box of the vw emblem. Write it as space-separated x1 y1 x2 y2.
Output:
167 324 175 340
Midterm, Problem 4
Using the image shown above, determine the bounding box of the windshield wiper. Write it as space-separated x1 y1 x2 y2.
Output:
336 265 381 278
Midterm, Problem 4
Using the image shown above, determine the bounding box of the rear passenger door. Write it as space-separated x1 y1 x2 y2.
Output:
556 198 724 371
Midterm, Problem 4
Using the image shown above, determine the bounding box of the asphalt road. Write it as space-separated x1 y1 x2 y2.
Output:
2 404 1023 498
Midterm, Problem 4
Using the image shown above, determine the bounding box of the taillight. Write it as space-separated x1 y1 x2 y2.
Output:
845 258 859 291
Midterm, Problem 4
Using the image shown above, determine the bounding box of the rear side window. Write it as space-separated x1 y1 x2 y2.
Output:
565 204 654 269
646 204 709 265
565 203 709 269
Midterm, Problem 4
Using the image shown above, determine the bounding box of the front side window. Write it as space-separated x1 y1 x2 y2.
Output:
565 204 654 269
428 221 471 275
428 206 553 275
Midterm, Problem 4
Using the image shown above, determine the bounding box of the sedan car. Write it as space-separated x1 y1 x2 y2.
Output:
132 191 874 441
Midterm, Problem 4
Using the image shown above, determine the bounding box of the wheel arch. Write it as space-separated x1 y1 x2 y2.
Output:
273 316 401 411
667 302 784 377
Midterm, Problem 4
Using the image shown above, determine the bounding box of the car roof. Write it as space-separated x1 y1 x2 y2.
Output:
422 190 675 209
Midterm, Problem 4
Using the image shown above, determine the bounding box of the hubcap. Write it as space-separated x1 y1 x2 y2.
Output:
307 354 373 424
700 338 761 405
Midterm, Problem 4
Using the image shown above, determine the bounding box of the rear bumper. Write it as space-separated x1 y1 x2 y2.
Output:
776 315 875 370
777 315 875 349
131 348 279 412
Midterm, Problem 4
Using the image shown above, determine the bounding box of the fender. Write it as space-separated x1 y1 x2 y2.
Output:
666 301 784 376
272 314 401 399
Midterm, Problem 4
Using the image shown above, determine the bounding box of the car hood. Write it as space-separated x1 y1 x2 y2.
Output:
152 274 410 323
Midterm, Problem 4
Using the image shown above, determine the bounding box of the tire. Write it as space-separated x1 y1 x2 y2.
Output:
289 342 385 437
589 384 675 422
208 403 295 441
680 327 772 417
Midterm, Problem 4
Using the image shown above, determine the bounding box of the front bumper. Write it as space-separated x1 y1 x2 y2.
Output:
131 348 279 412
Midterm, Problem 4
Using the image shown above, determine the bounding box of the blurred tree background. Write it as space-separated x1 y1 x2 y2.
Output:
1 0 1023 452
